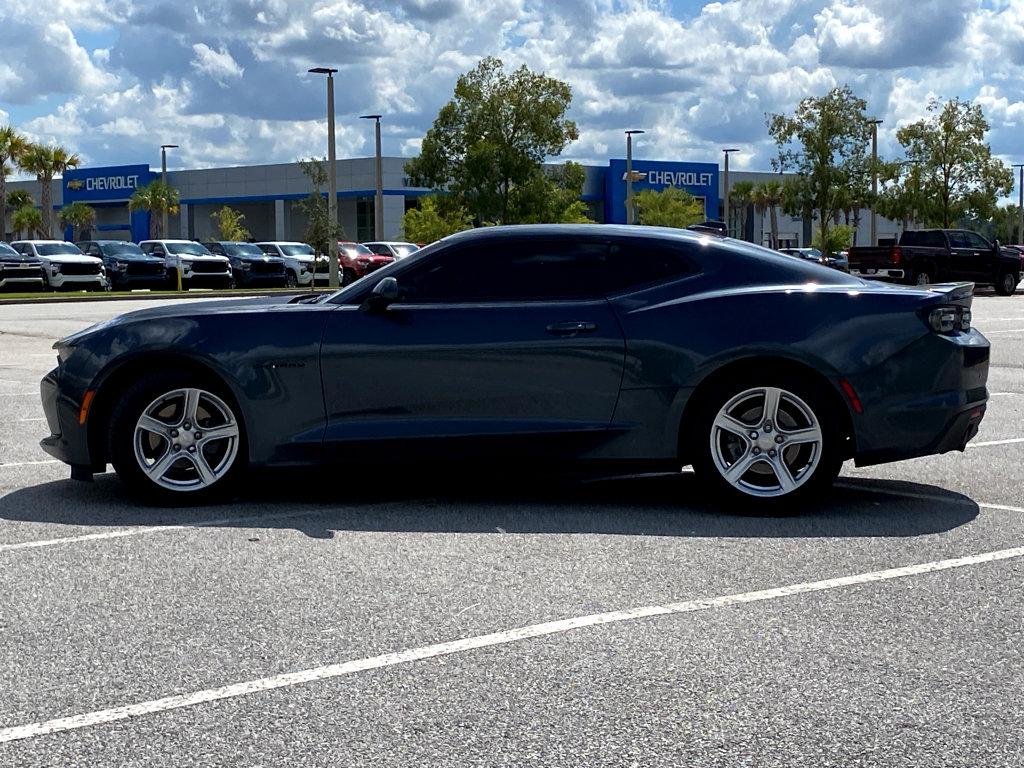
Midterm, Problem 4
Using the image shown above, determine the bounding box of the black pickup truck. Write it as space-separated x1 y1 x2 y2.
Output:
847 229 1024 295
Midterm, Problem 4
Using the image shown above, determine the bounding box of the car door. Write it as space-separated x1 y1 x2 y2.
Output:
946 231 981 280
963 231 997 280
319 235 627 458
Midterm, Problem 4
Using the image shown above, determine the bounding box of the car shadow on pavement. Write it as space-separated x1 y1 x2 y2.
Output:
0 470 980 540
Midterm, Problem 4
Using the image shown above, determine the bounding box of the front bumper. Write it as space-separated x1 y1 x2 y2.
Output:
50 273 105 289
39 368 94 469
0 275 44 289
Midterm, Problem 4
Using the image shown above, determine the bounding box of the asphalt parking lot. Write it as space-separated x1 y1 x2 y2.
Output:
1 293 1024 766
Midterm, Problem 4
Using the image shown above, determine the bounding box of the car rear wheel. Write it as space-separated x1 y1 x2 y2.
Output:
108 372 246 504
692 376 842 507
913 269 932 286
995 271 1019 296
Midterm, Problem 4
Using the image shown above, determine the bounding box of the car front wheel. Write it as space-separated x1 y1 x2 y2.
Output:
108 372 246 504
692 377 841 507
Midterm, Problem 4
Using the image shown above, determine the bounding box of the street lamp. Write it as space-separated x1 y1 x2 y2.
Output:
625 130 644 225
1013 164 1024 245
309 66 340 288
160 144 181 290
868 119 883 246
360 114 384 241
722 148 739 237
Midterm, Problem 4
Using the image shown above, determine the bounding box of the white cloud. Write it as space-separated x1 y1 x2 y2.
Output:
190 43 245 84
1 0 1021 177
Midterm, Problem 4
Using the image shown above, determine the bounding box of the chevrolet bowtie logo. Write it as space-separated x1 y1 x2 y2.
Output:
67 180 84 190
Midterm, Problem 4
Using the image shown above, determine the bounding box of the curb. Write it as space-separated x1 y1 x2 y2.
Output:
0 288 332 306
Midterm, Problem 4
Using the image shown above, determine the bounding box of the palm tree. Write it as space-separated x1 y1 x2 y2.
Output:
60 201 96 241
729 181 755 240
12 205 43 239
19 144 81 239
751 180 784 249
0 126 28 239
129 180 180 239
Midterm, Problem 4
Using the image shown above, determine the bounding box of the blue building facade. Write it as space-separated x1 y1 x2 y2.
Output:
61 164 156 243
603 159 720 224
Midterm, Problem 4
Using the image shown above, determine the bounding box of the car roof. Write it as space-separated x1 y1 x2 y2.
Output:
255 241 308 245
140 239 196 244
12 239 72 244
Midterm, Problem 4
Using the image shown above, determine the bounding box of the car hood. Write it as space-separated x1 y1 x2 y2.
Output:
172 254 229 262
42 254 101 264
235 255 285 264
110 254 165 263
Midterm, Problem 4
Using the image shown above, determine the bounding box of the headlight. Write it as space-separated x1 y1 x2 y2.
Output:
240 261 251 270
51 264 61 274
114 261 128 270
356 257 372 265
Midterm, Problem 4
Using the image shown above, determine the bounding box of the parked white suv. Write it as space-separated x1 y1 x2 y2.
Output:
256 242 329 287
140 240 231 288
11 240 106 291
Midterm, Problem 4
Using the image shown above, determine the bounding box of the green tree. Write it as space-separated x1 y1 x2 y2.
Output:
0 126 28 238
128 180 180 239
751 180 784 249
728 180 755 239
812 224 854 255
59 201 95 240
876 160 926 232
297 158 342 287
402 195 472 244
767 85 873 255
896 97 1013 227
634 187 705 229
211 205 251 241
19 143 81 238
508 161 594 224
12 205 43 239
993 205 1022 244
405 56 578 224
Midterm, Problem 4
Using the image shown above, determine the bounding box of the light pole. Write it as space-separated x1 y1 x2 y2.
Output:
625 130 644 224
309 67 340 288
160 144 181 291
722 148 739 236
869 119 883 246
1014 164 1024 245
360 114 384 240
160 144 178 239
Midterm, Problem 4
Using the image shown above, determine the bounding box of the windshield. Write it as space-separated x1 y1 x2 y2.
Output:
167 242 213 256
0 243 18 257
341 243 375 257
393 244 419 257
280 244 315 256
104 243 145 256
225 243 266 257
802 248 823 258
36 243 84 256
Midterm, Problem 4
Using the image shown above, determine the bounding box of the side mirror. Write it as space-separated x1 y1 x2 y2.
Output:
994 239 1002 250
361 276 399 312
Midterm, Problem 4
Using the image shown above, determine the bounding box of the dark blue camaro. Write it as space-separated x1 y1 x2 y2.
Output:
40 225 990 506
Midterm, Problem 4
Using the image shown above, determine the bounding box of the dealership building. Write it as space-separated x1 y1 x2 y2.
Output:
7 157 899 246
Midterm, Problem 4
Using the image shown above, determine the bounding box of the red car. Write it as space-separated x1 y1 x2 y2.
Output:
338 242 394 285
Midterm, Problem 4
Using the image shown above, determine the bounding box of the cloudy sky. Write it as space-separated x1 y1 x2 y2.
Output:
1 0 1021 177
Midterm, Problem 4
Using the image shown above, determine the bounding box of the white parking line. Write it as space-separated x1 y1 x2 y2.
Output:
968 438 1024 448
2 541 1024 744
0 509 322 554
0 459 61 468
978 328 1024 334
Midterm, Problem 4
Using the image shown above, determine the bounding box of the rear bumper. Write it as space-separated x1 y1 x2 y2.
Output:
851 268 905 280
851 329 990 466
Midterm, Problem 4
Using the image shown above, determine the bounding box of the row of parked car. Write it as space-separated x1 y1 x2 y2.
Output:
0 238 422 292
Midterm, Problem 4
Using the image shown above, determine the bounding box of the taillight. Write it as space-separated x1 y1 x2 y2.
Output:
891 246 902 265
926 306 971 334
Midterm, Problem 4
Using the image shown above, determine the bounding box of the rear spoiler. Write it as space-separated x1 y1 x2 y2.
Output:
924 282 974 306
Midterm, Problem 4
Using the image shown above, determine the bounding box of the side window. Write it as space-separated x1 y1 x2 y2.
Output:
605 239 699 293
397 238 609 303
965 232 991 250
925 231 945 248
13 243 24 254
369 244 387 255
208 243 223 255
88 244 101 256
947 231 969 249
153 245 166 257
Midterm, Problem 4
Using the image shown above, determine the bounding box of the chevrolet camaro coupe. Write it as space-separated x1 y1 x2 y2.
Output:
40 225 990 506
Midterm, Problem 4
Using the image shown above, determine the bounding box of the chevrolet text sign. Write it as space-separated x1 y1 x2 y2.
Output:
604 159 719 224
63 164 156 203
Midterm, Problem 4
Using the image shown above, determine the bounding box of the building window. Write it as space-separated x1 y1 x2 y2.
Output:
356 197 374 242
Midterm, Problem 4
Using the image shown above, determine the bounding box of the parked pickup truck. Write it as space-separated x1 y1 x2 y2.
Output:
848 229 1024 295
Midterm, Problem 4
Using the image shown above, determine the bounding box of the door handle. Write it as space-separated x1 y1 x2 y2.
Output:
546 321 598 335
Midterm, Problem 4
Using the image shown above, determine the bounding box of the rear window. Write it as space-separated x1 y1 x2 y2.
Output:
605 239 699 293
902 231 946 248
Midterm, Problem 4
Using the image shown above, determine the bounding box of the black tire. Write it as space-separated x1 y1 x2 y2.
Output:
342 268 357 286
107 370 247 505
911 266 933 286
285 270 298 289
690 373 842 510
227 274 238 289
995 271 1019 296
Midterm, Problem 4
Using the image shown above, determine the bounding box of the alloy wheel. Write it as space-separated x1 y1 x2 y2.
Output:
133 387 240 492
916 272 931 286
709 386 823 498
